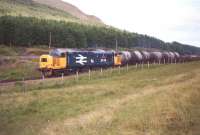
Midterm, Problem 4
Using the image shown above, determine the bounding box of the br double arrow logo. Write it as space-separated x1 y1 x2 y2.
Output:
75 54 87 65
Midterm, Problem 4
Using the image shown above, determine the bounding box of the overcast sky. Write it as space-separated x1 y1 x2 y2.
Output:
63 0 200 47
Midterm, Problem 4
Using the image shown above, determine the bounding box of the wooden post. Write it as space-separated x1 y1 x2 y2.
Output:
76 71 79 81
164 59 166 64
159 60 161 65
88 69 91 80
126 64 129 71
136 63 138 69
110 67 113 74
42 74 45 80
147 61 150 68
101 68 103 76
41 72 45 80
61 73 64 82
115 39 118 51
142 62 144 69
49 32 52 48
118 66 121 74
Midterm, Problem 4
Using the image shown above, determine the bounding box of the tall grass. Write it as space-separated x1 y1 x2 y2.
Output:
0 62 200 135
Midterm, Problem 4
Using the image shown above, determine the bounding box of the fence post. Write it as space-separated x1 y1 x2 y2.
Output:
148 61 150 68
142 62 144 69
164 59 166 64
118 66 121 74
110 67 113 74
76 70 79 81
136 63 138 69
62 73 64 79
61 73 64 82
101 68 103 76
88 69 91 80
126 64 129 71
42 73 45 80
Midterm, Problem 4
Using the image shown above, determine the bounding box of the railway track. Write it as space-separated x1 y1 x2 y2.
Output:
0 75 73 86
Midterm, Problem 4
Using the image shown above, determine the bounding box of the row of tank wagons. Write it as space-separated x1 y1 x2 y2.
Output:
118 50 200 65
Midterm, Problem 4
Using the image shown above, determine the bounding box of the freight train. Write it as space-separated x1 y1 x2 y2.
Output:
39 48 200 76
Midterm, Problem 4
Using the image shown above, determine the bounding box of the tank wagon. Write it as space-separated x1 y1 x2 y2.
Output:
39 48 200 76
118 51 132 65
131 51 144 64
140 51 151 63
118 50 182 65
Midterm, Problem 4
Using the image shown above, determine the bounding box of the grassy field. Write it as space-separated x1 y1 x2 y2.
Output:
0 45 49 81
0 62 200 135
0 59 41 81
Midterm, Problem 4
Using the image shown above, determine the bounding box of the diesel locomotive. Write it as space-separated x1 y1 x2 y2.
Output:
39 49 121 76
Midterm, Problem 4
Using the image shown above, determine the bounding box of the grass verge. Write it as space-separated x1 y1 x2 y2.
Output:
0 62 200 135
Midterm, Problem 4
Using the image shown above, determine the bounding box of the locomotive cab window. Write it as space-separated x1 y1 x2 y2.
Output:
41 58 47 62
61 53 66 57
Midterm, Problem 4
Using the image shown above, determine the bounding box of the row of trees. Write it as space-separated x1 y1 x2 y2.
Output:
0 16 200 55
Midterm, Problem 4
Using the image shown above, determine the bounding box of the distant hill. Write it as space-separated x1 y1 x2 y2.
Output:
0 0 103 25
33 0 102 24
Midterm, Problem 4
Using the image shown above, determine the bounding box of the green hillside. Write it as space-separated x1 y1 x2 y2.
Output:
0 0 101 25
